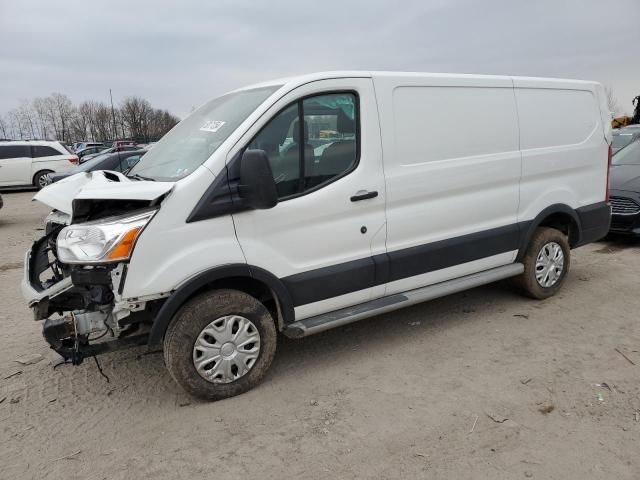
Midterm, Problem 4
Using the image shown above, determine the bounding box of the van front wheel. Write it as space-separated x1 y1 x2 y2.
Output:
513 227 571 300
163 289 277 400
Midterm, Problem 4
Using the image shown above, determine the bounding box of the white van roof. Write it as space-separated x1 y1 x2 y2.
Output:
233 71 599 93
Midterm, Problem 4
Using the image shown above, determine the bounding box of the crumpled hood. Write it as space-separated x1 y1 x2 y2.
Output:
33 170 174 215
610 164 640 193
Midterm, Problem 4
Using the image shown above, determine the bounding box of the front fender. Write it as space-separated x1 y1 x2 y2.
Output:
146 264 294 347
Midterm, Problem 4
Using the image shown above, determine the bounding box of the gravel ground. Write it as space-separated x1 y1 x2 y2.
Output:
0 190 639 480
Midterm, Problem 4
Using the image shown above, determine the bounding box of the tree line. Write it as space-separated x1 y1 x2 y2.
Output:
0 93 180 144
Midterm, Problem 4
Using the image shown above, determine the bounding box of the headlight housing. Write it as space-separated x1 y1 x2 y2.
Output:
57 210 156 264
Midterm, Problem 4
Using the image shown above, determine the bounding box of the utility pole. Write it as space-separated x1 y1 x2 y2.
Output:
109 89 117 140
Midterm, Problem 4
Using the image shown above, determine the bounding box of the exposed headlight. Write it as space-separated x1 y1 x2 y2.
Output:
57 210 156 264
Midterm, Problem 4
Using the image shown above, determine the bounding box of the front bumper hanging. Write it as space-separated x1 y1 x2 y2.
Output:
22 232 150 365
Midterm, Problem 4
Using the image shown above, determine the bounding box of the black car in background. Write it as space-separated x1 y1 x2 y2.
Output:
612 127 640 154
80 145 139 163
609 139 640 236
76 145 109 160
46 150 146 184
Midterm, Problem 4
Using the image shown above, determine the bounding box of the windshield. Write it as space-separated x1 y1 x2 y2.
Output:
613 133 634 149
612 139 640 165
129 85 281 181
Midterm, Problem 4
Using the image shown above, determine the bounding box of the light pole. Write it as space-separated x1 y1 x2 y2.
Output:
109 89 117 140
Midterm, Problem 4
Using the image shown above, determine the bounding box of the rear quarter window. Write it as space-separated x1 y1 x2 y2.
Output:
32 146 63 158
515 88 599 150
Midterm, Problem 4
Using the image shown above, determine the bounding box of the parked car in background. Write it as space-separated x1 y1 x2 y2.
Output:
609 139 640 236
112 140 136 149
46 149 146 184
0 140 78 189
81 144 139 162
612 127 640 154
76 145 109 161
73 142 104 153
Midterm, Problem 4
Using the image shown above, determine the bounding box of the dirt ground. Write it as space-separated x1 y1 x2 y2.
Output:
0 190 639 480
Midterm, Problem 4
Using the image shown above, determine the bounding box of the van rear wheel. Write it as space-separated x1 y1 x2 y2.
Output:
163 289 277 400
513 227 570 300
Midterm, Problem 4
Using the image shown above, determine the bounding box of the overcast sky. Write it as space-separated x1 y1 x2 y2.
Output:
1 0 638 118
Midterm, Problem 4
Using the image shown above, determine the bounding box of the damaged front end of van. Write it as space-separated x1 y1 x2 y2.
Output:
21 171 173 364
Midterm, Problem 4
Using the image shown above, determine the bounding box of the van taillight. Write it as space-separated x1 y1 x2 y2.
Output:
68 156 79 165
605 144 612 203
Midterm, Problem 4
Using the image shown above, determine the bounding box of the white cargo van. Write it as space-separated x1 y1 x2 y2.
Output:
0 140 79 189
22 72 611 400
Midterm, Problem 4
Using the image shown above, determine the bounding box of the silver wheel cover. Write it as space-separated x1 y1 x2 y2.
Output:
39 174 50 188
535 241 565 288
193 315 261 384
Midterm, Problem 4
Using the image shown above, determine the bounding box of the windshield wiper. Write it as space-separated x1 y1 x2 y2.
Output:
127 173 155 181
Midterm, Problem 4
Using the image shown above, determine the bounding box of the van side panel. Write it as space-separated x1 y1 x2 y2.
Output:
392 86 519 163
514 79 608 225
373 74 521 295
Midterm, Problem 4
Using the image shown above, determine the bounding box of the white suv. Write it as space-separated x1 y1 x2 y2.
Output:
0 141 79 189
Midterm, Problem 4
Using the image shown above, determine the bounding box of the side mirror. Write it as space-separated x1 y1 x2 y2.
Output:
239 149 278 209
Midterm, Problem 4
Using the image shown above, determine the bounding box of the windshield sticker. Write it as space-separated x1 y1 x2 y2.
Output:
200 120 226 133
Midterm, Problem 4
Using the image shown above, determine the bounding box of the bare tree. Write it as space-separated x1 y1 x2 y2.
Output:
605 86 621 116
16 99 38 139
42 96 61 140
52 93 74 143
120 96 154 141
146 108 179 140
84 102 113 141
2 94 179 142
72 101 94 141
7 110 24 139
32 97 50 139
0 115 8 139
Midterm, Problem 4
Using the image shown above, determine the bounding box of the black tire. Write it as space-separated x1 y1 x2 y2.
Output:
33 170 53 190
512 227 571 300
163 289 277 400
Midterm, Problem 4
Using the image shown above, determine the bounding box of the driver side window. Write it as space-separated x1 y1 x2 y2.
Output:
248 92 358 199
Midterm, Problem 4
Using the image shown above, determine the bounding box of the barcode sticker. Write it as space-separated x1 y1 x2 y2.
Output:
200 120 226 133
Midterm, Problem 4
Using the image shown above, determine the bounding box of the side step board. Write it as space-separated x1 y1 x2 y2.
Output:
283 263 524 338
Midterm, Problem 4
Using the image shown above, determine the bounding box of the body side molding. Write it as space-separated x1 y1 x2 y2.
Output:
282 222 520 307
148 202 609 346
284 263 524 338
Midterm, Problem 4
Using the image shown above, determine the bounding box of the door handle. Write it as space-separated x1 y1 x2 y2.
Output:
350 190 378 202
